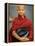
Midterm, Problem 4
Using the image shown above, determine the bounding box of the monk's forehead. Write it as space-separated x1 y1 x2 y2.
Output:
16 5 25 8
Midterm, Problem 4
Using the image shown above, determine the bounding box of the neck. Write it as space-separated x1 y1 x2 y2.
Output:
18 14 25 18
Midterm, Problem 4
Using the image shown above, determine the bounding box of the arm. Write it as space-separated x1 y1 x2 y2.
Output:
12 19 29 41
28 20 33 40
12 30 29 41
28 25 33 40
12 31 21 41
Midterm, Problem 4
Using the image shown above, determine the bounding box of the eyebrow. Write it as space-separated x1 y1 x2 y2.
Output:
16 5 25 10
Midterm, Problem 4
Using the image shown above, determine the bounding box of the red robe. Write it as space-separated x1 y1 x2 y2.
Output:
9 15 33 42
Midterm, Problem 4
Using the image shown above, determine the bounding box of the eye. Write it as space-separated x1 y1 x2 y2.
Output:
22 9 24 11
18 9 21 11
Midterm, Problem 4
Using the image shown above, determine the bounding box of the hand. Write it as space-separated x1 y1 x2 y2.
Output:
24 37 29 41
19 37 29 42
19 37 25 42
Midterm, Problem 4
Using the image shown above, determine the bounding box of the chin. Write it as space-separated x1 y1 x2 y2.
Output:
20 15 23 16
19 14 23 16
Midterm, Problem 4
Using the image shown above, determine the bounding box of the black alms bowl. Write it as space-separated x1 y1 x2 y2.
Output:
16 27 29 37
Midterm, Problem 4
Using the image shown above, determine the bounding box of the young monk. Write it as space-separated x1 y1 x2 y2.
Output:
9 5 33 42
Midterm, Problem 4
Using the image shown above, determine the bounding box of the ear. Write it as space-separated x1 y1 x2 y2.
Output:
16 7 19 11
16 5 20 11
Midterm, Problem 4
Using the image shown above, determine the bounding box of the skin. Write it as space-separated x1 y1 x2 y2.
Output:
16 5 25 16
12 5 29 42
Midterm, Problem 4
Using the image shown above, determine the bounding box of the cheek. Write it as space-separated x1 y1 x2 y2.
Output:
17 10 25 14
19 11 25 14
22 10 25 14
16 11 20 14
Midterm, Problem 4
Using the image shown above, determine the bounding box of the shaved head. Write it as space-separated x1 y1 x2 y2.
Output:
16 5 25 16
16 5 25 11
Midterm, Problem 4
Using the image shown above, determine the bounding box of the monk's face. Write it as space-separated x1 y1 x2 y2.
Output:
16 5 25 16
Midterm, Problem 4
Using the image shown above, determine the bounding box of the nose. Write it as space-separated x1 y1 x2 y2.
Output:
20 10 22 12
20 11 23 13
